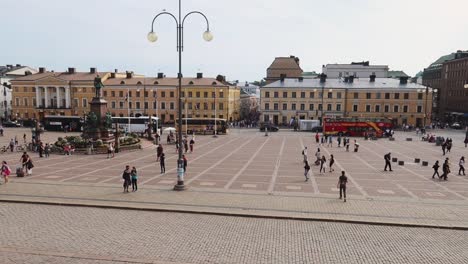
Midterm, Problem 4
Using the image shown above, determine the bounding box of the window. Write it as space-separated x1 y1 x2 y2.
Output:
291 103 296 110
310 92 315 98
188 102 192 110
15 98 19 106
32 97 36 107
188 91 192 97
161 102 166 109
161 91 166 98
170 91 174 97
196 91 200 98
103 91 107 97
375 105 381 112
111 91 115 97
404 93 409 99
119 91 123 97
309 104 314 110
282 103 287 110
111 101 116 108
366 105 371 112
23 98 28 107
265 92 270 98
354 92 359 99
418 93 423 100
394 93 400 99
170 102 175 110
327 104 332 111
336 104 341 111
393 105 399 112
318 104 322 110
83 98 88 107
136 102 141 109
384 105 389 112
144 91 148 97
376 92 381 99
274 103 278 110
265 103 270 110
202 102 207 110
327 92 332 99
353 104 358 112
181 91 185 98
153 102 157 109
211 92 215 98
129 102 132 109
366 93 371 99
144 102 148 109
204 92 208 98
300 104 305 110
301 92 305 98
337 92 342 99
128 91 132 97
274 92 278 98
283 92 287 98
169 114 174 121
385 93 390 99
136 91 140 97
73 98 79 108
403 105 408 112
417 105 422 113
219 91 224 98
292 92 296 98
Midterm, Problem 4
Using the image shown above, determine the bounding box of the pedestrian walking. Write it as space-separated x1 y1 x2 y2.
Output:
459 156 466 176
131 166 138 192
354 140 359 152
446 139 452 153
315 133 319 144
160 153 166 173
314 148 321 165
329 154 335 172
304 160 310 181
302 147 308 163
183 137 189 153
337 136 342 147
122 165 131 192
14 135 18 146
175 138 179 153
384 152 393 171
337 171 348 202
189 137 195 153
183 154 188 172
441 158 450 181
327 135 333 147
44 143 50 158
9 139 14 152
464 137 468 148
19 152 30 172
1 161 11 184
320 155 327 174
23 133 26 144
345 138 350 152
432 161 440 179
441 141 447 155
156 144 163 161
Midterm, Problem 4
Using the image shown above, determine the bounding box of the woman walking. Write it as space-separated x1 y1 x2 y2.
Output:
320 155 327 174
189 137 195 153
459 156 466 176
122 165 131 192
329 154 335 172
304 160 310 181
160 153 166 174
1 161 11 184
441 158 450 181
131 166 138 192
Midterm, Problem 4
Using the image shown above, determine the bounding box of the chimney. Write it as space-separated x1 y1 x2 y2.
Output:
349 76 354 83
39 67 46 73
157 72 164 79
6 64 12 69
110 72 116 78
126 71 133 79
399 76 408 85
90 67 97 74
114 69 118 73
16 64 21 67
298 77 304 82
280 73 286 82
24 71 32 76
369 74 376 82
68 67 76 74
319 73 327 83
197 72 203 79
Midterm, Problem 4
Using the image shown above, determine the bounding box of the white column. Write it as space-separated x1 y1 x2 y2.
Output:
56 87 61 108
65 87 71 108
35 86 41 107
44 87 49 107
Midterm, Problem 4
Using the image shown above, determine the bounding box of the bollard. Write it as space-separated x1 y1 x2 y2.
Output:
422 161 428 166
414 158 420 163
398 161 404 166
406 138 412 141
392 157 398 162
389 137 395 141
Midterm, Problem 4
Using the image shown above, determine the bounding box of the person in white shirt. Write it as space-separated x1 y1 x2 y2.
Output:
459 156 466 176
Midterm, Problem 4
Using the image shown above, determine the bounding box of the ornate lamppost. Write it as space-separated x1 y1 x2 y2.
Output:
147 0 213 191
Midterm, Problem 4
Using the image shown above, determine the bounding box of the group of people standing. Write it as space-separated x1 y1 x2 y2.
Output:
121 165 138 192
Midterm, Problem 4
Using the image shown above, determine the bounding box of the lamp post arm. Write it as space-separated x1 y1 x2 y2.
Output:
180 11 210 52
149 12 180 50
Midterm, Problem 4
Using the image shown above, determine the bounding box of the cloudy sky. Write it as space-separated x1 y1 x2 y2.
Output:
2 0 467 82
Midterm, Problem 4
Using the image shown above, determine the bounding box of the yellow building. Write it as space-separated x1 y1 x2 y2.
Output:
260 75 433 127
11 69 240 124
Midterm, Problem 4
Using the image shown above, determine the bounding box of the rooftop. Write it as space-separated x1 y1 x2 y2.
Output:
262 77 426 90
267 56 302 71
104 77 227 86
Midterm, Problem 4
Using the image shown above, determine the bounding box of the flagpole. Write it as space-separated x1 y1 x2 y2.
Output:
127 87 131 133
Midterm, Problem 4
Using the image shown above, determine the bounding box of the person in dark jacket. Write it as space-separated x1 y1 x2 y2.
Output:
160 153 166 174
432 160 440 179
384 153 392 171
122 165 131 192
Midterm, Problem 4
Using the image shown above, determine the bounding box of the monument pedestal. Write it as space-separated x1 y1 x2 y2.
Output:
86 97 113 141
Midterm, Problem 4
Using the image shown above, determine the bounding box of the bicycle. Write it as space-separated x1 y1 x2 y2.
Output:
16 144 27 152
0 146 8 153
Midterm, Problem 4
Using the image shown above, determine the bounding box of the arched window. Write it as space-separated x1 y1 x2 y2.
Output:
189 81 194 85
120 81 125 84
154 81 159 85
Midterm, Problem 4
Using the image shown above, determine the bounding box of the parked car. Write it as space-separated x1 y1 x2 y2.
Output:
2 120 21 127
451 122 462 129
259 125 279 132
311 126 323 133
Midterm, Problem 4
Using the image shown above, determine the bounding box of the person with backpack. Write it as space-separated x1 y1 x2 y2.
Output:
1 161 11 184
384 153 392 171
432 161 440 179
122 165 131 193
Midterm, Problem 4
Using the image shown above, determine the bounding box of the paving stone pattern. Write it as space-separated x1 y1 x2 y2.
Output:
1 203 467 264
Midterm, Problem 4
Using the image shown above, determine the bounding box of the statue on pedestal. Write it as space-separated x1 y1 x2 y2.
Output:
94 75 104 98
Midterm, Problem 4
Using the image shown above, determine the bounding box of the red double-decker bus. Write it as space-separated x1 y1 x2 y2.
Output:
323 117 393 137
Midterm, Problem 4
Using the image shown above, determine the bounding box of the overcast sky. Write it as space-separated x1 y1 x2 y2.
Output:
2 0 467 82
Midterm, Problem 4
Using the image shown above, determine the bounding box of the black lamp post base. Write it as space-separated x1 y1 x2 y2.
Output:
173 182 187 191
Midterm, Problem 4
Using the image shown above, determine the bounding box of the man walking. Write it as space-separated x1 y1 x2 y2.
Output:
304 160 310 181
160 153 165 174
337 171 348 202
441 158 450 181
459 156 466 176
384 152 392 171
432 160 440 179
